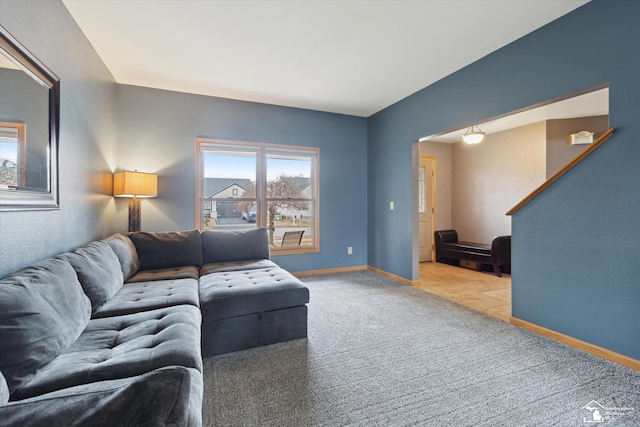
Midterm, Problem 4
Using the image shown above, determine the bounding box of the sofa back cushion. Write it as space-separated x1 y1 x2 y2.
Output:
128 230 203 270
201 228 270 264
0 371 8 404
61 241 124 313
103 233 140 281
0 257 91 395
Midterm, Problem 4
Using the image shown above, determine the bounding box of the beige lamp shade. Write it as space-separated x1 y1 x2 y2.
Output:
113 171 157 197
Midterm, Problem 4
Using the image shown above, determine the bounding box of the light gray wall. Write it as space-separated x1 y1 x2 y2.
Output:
0 0 118 278
419 140 452 232
451 121 546 243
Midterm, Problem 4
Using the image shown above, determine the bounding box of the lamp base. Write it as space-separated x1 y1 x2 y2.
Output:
128 196 141 232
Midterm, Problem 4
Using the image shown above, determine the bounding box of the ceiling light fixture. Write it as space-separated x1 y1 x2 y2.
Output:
462 126 486 144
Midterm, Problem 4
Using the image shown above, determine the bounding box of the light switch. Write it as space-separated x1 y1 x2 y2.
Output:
390 201 394 210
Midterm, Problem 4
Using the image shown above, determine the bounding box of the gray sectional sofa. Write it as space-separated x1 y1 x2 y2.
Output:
0 228 309 426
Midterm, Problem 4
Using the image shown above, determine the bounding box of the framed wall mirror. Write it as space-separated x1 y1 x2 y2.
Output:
0 25 60 210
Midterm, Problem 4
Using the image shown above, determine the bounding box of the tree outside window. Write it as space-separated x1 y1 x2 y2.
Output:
238 174 310 246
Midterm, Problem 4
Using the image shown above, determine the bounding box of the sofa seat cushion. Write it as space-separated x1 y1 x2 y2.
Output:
128 230 203 270
0 366 202 427
0 258 91 396
93 278 200 318
126 265 200 283
200 259 278 276
12 305 202 400
199 267 309 322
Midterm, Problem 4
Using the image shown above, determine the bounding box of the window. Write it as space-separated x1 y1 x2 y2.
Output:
0 122 26 188
196 138 319 253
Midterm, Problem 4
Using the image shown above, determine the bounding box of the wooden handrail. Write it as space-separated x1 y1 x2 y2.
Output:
506 128 615 216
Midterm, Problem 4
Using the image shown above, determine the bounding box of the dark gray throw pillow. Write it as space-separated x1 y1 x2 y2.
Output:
0 257 91 395
61 241 124 312
103 233 140 281
128 229 203 270
201 228 270 264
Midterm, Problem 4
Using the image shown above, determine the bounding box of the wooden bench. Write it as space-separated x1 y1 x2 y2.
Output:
434 230 511 277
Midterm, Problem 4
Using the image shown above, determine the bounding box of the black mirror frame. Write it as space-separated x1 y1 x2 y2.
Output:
0 25 60 211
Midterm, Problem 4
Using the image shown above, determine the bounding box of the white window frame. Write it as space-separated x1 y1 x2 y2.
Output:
195 138 319 254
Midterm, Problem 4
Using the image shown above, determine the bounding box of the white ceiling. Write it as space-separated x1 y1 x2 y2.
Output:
62 0 589 118
421 87 609 143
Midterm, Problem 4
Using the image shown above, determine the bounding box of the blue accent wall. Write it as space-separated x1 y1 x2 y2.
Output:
367 0 640 359
116 85 368 273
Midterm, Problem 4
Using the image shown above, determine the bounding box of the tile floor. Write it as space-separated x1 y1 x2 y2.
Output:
416 261 512 321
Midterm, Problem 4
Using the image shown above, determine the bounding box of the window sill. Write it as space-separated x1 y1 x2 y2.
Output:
271 246 319 256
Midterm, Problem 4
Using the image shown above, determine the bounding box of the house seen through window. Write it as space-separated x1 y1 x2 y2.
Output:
196 138 319 253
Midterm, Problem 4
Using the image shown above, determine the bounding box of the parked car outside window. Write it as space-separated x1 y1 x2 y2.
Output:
242 209 256 223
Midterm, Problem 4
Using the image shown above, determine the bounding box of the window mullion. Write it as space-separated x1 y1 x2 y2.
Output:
256 146 267 228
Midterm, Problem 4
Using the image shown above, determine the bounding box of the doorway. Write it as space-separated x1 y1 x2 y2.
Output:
418 156 435 262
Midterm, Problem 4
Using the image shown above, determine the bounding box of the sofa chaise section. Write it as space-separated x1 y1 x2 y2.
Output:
199 260 309 356
198 229 310 356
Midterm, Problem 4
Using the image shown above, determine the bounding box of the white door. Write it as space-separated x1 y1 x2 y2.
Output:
419 157 435 262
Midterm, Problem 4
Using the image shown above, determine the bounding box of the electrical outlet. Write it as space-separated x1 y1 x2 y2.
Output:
390 201 394 210
347 247 353 255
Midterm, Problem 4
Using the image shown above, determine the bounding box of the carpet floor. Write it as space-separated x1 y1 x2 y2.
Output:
202 271 639 426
